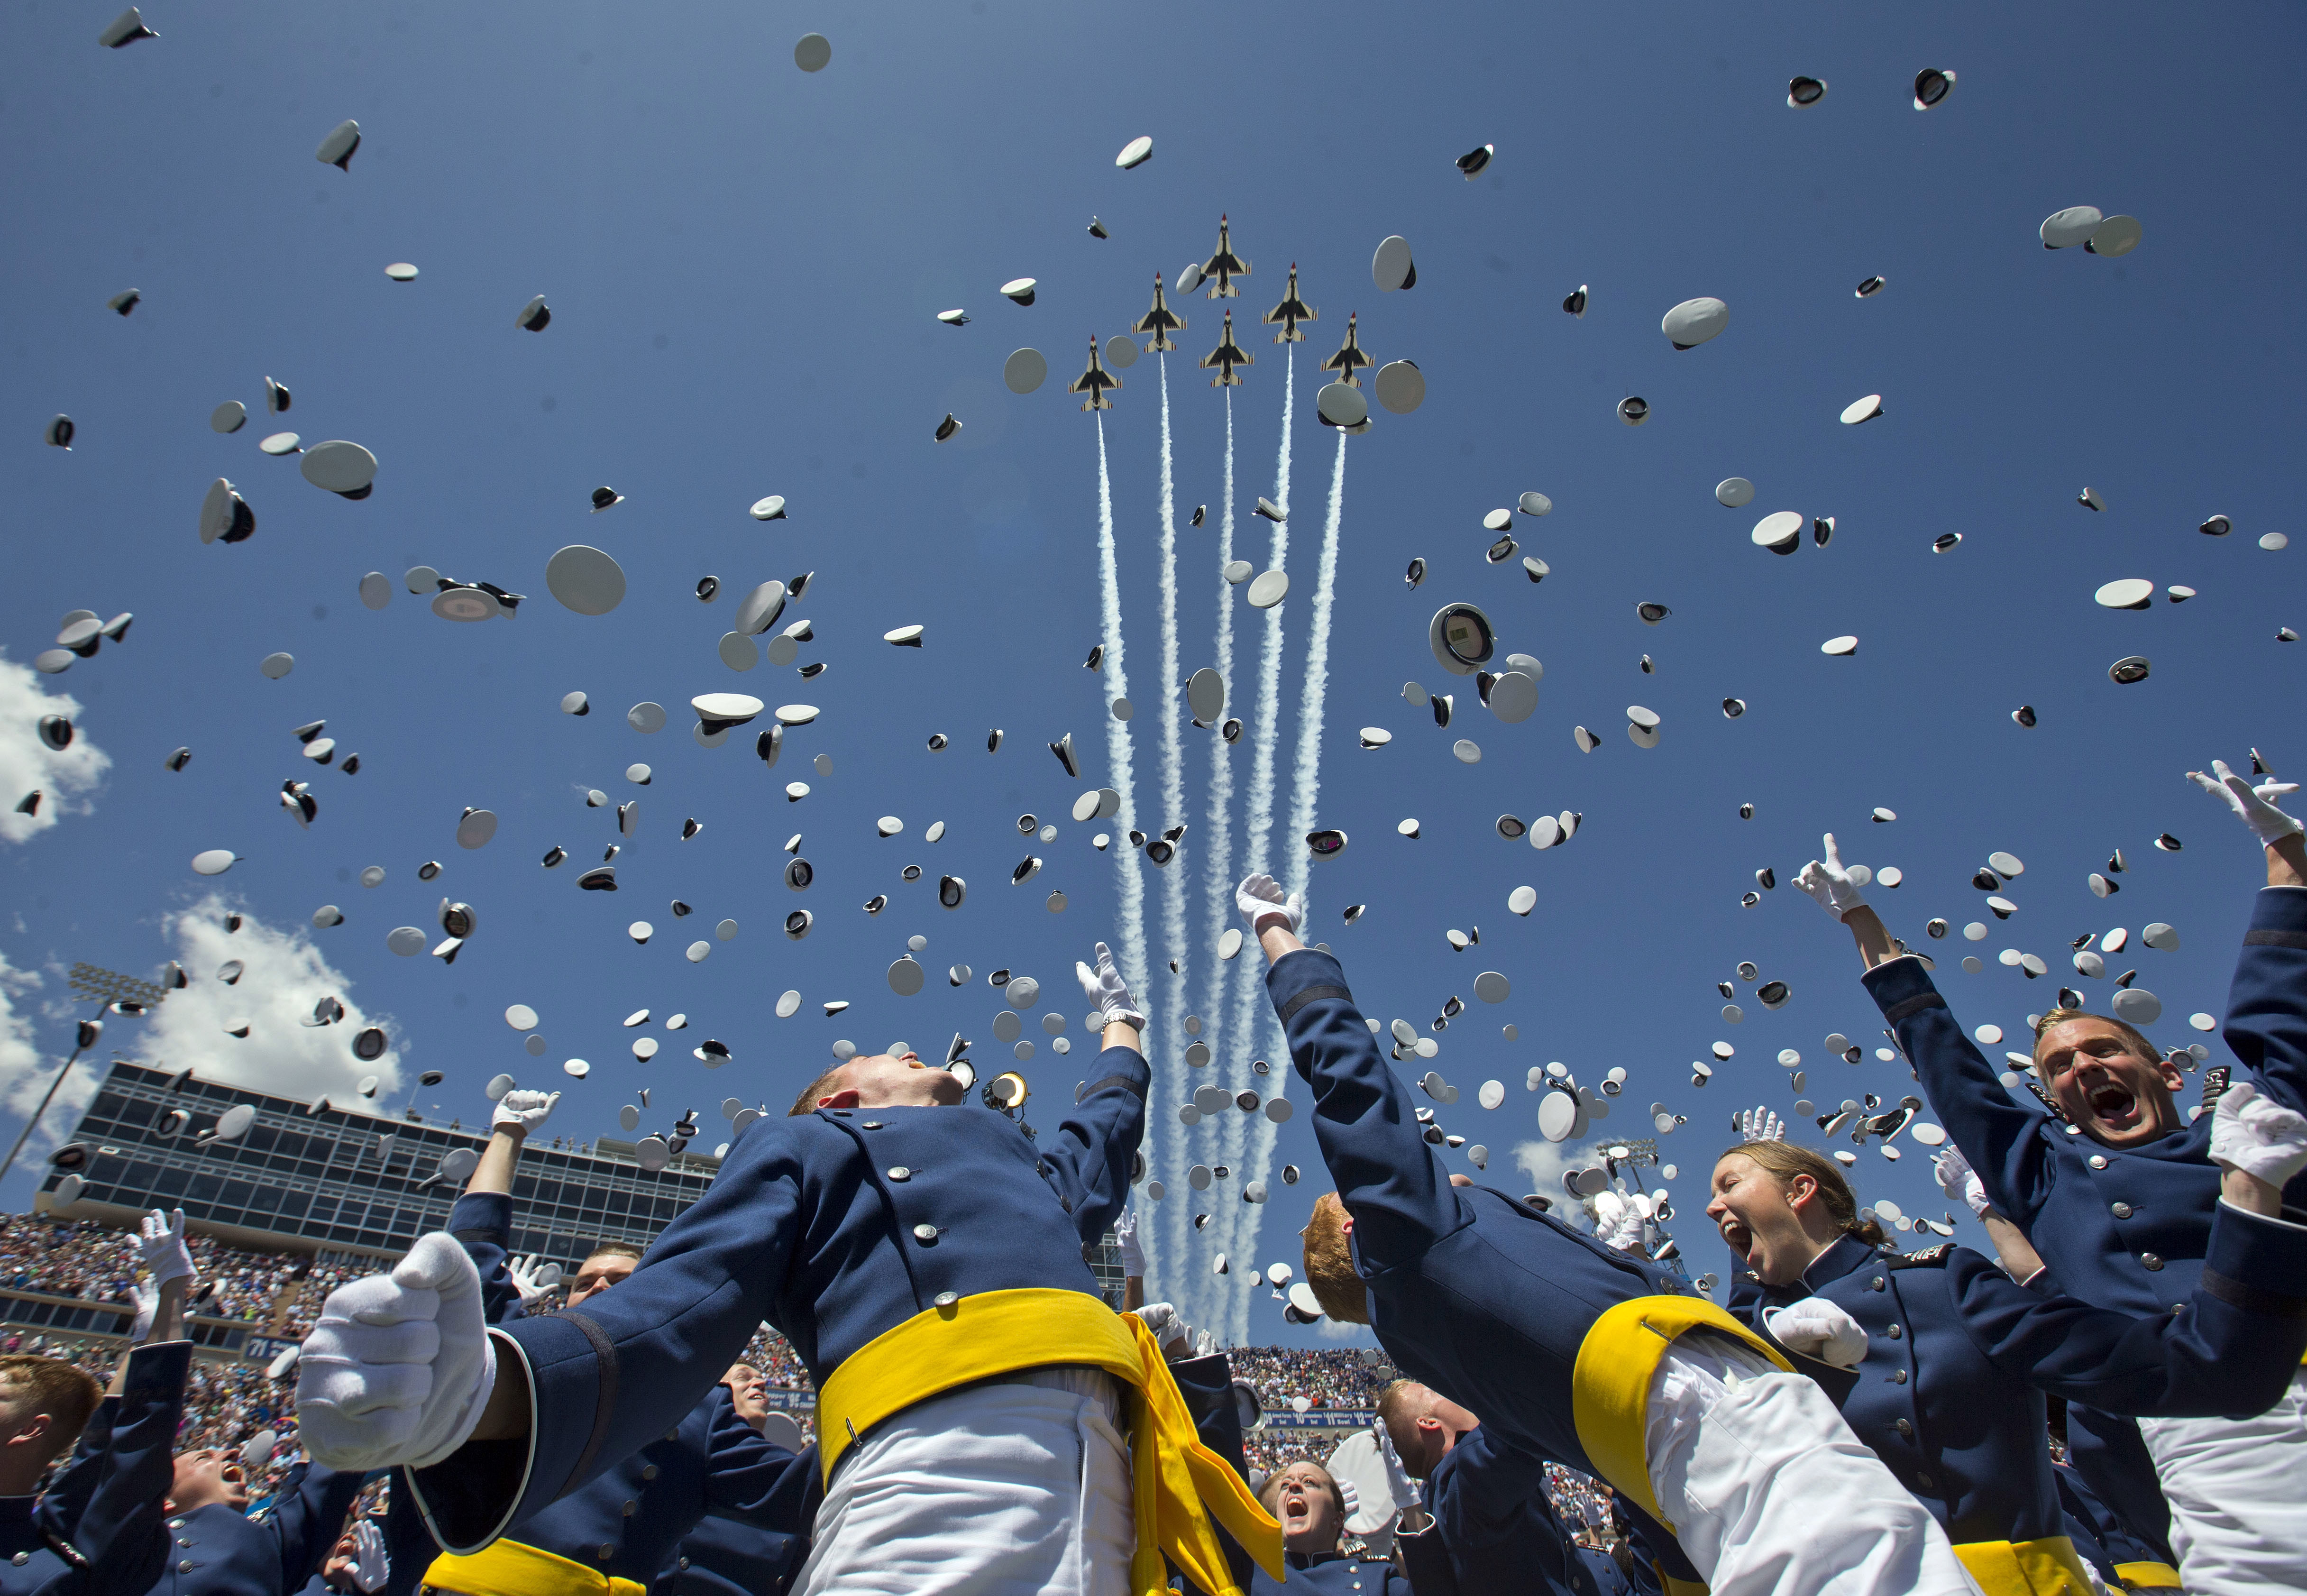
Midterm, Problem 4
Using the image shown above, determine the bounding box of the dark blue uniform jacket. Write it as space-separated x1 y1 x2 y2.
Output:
1399 1427 1599 1596
1266 950 1702 1584
1 1343 191 1596
1865 886 2307 1321
411 1049 1149 1550
145 1458 361 1596
390 1192 815 1587
1727 1215 2307 1547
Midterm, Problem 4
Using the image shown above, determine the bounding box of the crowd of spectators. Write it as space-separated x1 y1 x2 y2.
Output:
0 1212 360 1336
1226 1346 1385 1412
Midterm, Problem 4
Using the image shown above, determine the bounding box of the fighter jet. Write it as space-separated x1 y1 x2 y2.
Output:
1319 311 1374 387
1133 273 1187 352
1199 213 1252 299
1069 337 1120 412
1263 263 1317 343
1200 310 1253 387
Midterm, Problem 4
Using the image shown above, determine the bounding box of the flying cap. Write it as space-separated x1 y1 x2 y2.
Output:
1661 298 1729 349
1372 237 1416 292
546 546 625 615
316 119 360 169
1117 136 1154 170
1787 75 1826 107
301 441 378 496
793 32 831 70
1373 362 1424 414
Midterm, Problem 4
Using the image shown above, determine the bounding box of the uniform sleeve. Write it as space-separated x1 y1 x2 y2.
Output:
1950 1202 2307 1417
1424 1428 1575 1596
698 1388 819 1535
407 1129 809 1554
2220 887 2307 1116
1267 948 1472 1267
1863 956 2053 1227
1038 1044 1153 1247
447 1191 523 1328
262 1462 367 1595
37 1341 192 1596
35 1393 122 1550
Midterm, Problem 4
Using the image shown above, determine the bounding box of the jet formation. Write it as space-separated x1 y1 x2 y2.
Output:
1201 309 1252 387
1263 263 1317 343
1134 274 1186 352
1069 337 1119 411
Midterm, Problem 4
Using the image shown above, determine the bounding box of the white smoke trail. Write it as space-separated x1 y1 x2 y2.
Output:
1233 431 1350 1303
1094 415 1148 1065
1152 357 1190 1313
1217 349 1294 1341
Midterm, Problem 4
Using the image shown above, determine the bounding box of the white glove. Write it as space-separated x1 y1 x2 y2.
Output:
1794 834 1867 920
505 1254 550 1310
1737 1108 1785 1143
295 1233 497 1471
1075 941 1146 1030
136 1207 194 1290
1375 1420 1422 1509
1113 1208 1146 1277
1132 1302 1212 1361
351 1520 388 1594
1933 1147 1995 1219
2188 759 2303 847
1589 1190 1645 1253
1764 1296 1869 1368
128 1281 159 1342
1236 873 1307 936
2210 1081 2307 1189
492 1089 561 1135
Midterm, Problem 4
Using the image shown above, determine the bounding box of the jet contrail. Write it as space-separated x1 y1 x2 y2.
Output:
1153 356 1190 1316
1218 347 1294 1341
1094 414 1148 1086
1234 430 1350 1309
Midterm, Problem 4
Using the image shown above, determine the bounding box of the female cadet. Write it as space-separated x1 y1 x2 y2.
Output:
1240 873 1977 1596
1706 1115 2307 1596
1792 756 2307 1593
1249 1463 1416 1595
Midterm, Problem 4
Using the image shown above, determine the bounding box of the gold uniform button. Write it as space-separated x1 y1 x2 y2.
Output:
2141 1252 2164 1271
641 1465 659 1481
623 1501 638 1516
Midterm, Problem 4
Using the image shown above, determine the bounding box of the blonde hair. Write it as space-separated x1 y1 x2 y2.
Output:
0 1357 102 1464
790 1064 848 1116
1374 1380 1427 1469
1720 1141 1888 1247
1300 1193 1370 1323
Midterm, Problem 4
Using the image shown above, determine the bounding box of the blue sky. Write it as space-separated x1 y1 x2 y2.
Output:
3 0 2302 1345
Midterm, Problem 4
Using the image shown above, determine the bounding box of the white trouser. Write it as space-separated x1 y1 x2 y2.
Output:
796 1366 1134 1596
1645 1331 1981 1596
2136 1364 2307 1595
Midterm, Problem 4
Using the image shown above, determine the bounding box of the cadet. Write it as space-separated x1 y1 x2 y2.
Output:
298 940 1277 1596
383 1088 812 1596
1240 874 1975 1596
1251 1463 1415 1596
1709 1119 2307 1595
651 1366 807 1596
2 1210 199 1596
1795 756 2307 1591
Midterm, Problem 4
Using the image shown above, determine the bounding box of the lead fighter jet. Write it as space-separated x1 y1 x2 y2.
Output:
1263 263 1317 344
1134 273 1187 352
1319 311 1373 387
1069 337 1120 411
1200 310 1253 387
1199 213 1252 299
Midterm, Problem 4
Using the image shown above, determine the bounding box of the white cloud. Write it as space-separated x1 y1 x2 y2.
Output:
0 953 58 1119
0 652 110 844
140 895 405 1106
1315 1315 1373 1345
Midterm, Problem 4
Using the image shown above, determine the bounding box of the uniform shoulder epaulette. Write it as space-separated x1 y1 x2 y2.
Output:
1888 1243 1954 1269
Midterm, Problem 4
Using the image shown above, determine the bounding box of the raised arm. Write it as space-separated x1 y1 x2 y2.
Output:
260 1459 368 1596
454 1088 561 1326
42 1339 194 1596
1794 833 2055 1224
698 1384 820 1534
1954 1089 2307 1417
1036 941 1154 1246
2191 759 2307 1120
1243 874 1469 1264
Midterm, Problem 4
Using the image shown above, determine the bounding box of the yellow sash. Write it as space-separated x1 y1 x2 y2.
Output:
816 1287 1283 1596
423 1538 647 1596
1568 1294 1793 1532
1953 1535 2100 1596
2112 1560 2183 1589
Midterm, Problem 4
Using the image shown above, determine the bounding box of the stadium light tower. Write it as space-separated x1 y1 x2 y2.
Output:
0 963 168 1185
